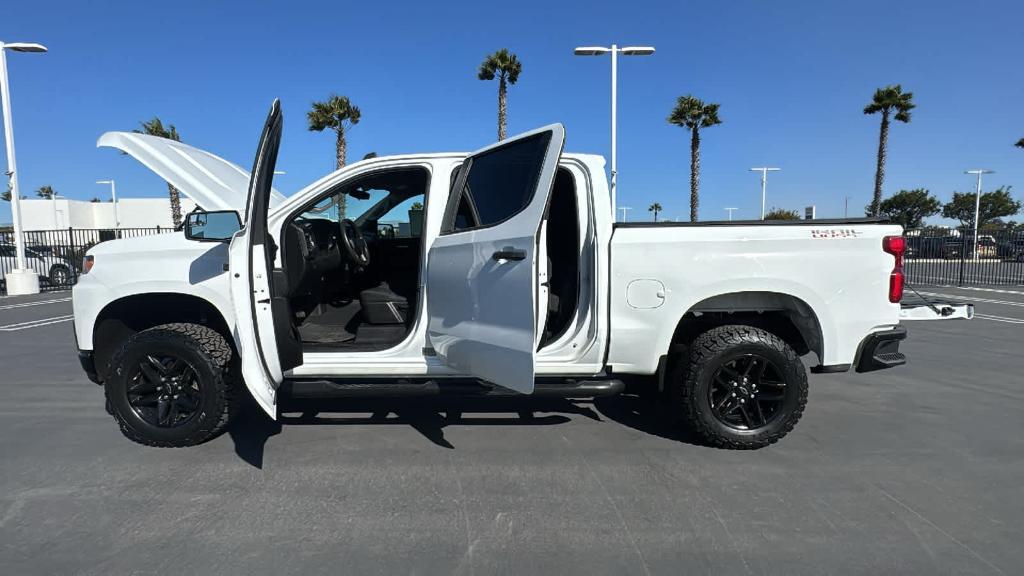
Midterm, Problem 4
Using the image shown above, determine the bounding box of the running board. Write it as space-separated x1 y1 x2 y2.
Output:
284 378 625 399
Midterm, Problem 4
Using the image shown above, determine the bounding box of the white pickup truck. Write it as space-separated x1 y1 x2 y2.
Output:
72 101 971 449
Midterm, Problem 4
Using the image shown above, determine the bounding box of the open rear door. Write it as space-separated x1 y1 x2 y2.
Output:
228 100 303 418
426 124 565 394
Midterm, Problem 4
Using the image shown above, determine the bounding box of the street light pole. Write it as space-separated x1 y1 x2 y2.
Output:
964 169 994 258
96 180 119 228
0 40 47 295
51 192 61 228
574 44 655 220
617 206 632 222
724 207 738 221
749 167 780 220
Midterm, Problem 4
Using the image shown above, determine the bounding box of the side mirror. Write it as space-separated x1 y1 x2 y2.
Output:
185 211 241 242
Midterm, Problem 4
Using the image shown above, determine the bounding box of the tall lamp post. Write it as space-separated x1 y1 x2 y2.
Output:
724 207 738 221
573 44 655 219
96 180 119 228
1 40 48 295
964 169 994 258
617 206 632 222
749 167 780 220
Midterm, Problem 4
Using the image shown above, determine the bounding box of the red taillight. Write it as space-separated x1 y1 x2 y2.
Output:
882 236 905 303
82 255 94 274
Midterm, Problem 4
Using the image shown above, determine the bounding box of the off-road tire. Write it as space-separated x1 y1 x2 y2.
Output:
670 325 808 449
105 323 238 447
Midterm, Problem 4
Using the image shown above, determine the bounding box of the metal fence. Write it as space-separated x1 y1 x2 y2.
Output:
904 227 1024 287
0 227 172 294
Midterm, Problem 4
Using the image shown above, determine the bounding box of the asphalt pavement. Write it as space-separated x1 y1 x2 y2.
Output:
1 286 1023 575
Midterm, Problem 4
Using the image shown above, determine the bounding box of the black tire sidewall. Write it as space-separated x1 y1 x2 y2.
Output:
106 329 227 445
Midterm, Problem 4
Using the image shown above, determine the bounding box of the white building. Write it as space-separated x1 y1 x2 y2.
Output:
18 197 197 231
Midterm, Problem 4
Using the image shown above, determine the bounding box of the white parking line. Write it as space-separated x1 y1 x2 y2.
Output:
975 313 1024 324
933 285 1024 296
0 315 74 331
917 292 1024 309
0 297 71 311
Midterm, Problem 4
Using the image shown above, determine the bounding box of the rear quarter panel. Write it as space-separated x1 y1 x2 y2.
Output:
607 223 903 373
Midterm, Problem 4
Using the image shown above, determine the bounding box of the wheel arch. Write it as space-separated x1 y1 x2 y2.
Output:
670 291 825 363
92 292 234 379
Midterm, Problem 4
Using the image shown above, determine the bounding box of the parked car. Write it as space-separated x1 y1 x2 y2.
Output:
942 236 997 259
995 237 1024 261
0 243 77 287
73 101 973 450
905 235 945 259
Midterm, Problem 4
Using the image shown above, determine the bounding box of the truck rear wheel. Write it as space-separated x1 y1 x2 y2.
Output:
671 325 808 449
105 323 237 447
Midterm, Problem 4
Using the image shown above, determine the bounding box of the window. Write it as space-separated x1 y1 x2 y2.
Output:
292 167 429 239
378 197 425 238
445 131 552 233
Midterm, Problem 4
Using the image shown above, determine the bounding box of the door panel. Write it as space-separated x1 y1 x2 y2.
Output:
228 99 302 418
426 125 565 394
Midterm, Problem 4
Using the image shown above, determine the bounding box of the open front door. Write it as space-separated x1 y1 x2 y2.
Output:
228 100 303 418
426 124 565 394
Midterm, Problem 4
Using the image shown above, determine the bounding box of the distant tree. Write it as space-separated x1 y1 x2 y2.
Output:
35 185 56 199
90 197 102 203
362 152 378 160
997 220 1024 232
668 95 722 222
478 48 522 141
410 202 424 211
134 117 184 227
1016 138 1024 149
764 207 801 220
864 85 915 216
866 188 941 229
308 94 362 217
941 186 1021 228
648 202 663 221
917 224 952 236
1 183 11 202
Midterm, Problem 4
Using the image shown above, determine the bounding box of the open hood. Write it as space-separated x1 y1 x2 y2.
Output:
98 132 287 213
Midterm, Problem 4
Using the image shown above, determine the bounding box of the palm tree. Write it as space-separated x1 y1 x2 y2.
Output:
1 183 11 202
35 185 56 199
134 117 184 227
1016 138 1024 149
864 85 915 217
478 49 522 140
308 94 361 216
648 202 663 222
668 96 722 222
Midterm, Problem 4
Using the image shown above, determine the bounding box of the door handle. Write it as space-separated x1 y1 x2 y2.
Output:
492 248 527 261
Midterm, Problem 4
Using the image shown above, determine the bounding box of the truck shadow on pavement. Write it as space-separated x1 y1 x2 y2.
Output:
226 392 704 469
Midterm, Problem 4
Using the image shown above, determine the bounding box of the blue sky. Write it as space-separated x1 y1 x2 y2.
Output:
1 0 1022 225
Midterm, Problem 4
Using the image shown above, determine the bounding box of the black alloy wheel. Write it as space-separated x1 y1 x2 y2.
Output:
126 354 202 428
707 354 787 430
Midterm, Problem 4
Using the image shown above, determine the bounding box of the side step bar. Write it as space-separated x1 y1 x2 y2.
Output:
285 378 625 399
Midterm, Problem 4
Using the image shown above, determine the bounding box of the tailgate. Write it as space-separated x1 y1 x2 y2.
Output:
900 293 974 321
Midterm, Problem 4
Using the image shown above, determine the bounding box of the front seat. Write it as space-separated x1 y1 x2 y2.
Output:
359 283 409 324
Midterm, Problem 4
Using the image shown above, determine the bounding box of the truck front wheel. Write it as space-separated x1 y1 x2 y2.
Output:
672 325 808 449
105 323 238 447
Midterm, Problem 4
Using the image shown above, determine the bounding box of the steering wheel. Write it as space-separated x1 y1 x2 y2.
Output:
338 219 370 268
